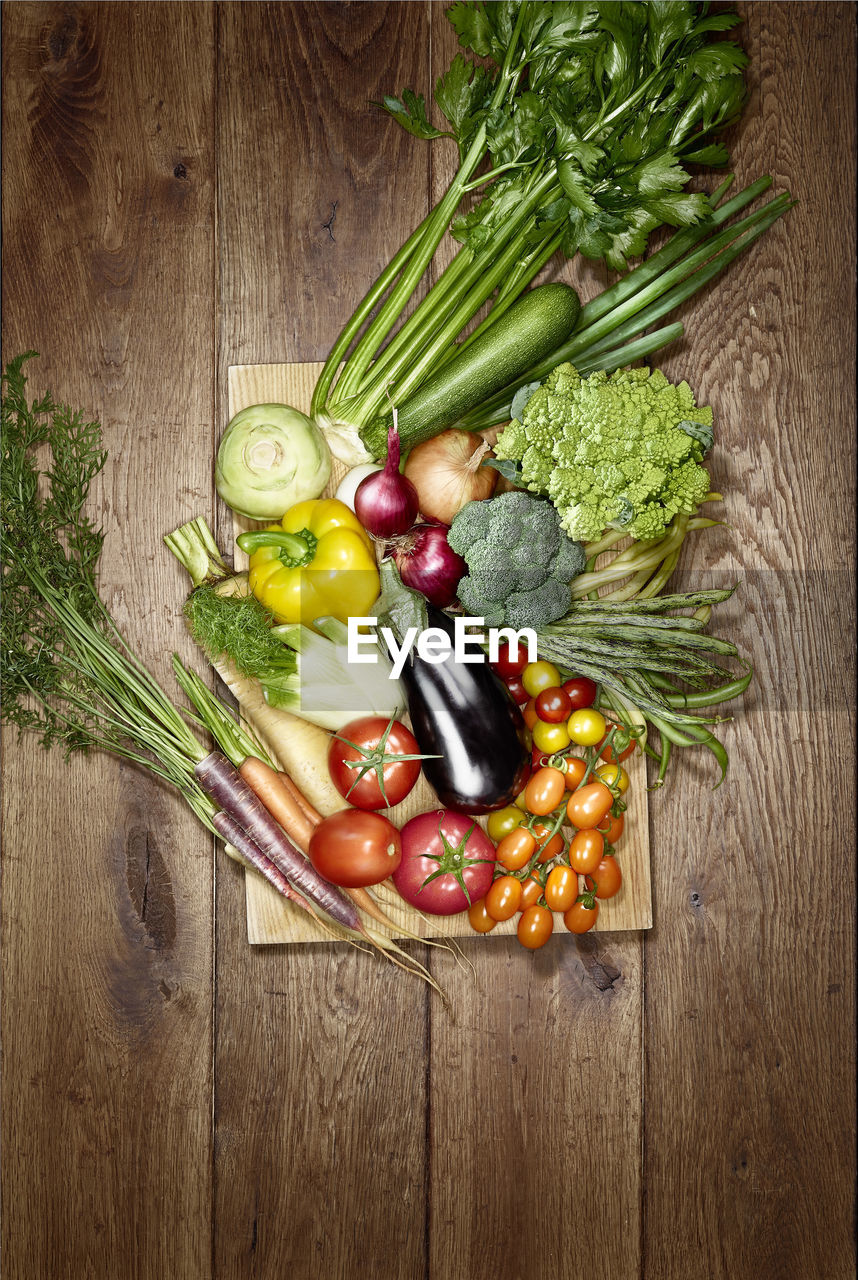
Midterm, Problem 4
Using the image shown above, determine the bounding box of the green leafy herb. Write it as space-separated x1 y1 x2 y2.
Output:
310 0 760 460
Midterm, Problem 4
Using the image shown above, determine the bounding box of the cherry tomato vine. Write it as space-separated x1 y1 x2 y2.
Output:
473 661 643 948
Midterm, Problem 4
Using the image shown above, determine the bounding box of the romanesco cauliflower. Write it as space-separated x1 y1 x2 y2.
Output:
494 365 714 542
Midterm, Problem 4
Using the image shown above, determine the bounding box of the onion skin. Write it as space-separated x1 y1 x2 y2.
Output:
403 429 497 526
393 524 465 608
354 420 419 538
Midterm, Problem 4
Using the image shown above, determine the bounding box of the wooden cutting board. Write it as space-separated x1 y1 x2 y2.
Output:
227 363 652 942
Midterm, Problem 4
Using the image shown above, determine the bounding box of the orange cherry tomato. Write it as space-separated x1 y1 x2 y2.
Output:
564 898 599 934
485 875 523 921
468 897 497 934
597 719 637 764
564 757 588 791
568 827 604 875
532 821 565 863
586 854 623 900
566 781 614 829
524 766 567 816
523 697 540 730
495 826 537 872
597 811 625 845
544 864 578 913
517 904 554 950
519 873 544 911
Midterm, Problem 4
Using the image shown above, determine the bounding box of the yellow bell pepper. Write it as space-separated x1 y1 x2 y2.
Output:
237 497 379 628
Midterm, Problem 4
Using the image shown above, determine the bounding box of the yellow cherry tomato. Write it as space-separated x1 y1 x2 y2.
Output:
532 719 571 755
567 707 608 747
486 806 524 843
595 762 630 795
522 660 562 697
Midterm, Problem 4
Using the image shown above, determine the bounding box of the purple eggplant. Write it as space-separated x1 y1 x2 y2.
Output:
400 606 531 813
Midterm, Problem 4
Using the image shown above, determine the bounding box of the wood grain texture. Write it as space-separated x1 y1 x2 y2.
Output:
1 4 855 1280
1 3 217 1277
642 5 857 1279
211 7 431 1278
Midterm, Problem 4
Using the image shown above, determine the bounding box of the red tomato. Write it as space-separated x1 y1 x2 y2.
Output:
564 898 599 934
393 811 496 915
568 828 604 875
517 904 554 950
495 827 537 872
535 685 573 723
309 811 402 887
504 675 530 706
597 811 625 845
566 781 614 830
328 716 423 810
524 766 567 816
586 854 623 900
467 898 497 934
491 639 530 679
544 865 578 912
562 677 598 710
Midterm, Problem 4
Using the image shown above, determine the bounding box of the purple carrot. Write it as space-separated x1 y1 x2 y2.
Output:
197 751 360 932
213 809 311 908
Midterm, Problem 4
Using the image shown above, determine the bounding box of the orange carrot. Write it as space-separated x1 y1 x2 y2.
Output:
277 770 322 828
239 755 317 852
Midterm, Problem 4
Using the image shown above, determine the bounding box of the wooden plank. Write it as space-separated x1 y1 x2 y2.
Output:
642 4 857 1278
0 4 216 1278
424 9 644 1280
226 361 652 942
211 6 431 1277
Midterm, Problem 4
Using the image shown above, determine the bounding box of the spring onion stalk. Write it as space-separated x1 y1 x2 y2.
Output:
311 2 787 461
454 188 794 434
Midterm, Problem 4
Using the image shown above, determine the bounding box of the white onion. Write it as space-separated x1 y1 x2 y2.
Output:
335 463 382 512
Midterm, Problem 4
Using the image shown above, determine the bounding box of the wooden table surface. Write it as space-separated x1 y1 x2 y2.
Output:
2 4 855 1278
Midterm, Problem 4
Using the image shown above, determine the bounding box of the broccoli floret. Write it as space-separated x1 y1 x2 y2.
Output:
446 499 493 554
505 578 571 630
552 534 587 582
494 362 715 544
449 490 586 629
455 575 507 627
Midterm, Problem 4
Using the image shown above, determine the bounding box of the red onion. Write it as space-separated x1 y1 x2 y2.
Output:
392 523 466 608
354 416 419 539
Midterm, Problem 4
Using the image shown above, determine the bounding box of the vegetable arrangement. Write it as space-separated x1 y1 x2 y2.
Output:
3 0 796 969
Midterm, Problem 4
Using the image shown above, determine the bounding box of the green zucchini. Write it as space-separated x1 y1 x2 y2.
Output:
359 282 580 459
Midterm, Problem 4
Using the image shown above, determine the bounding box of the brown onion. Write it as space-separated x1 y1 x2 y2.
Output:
403 429 498 525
